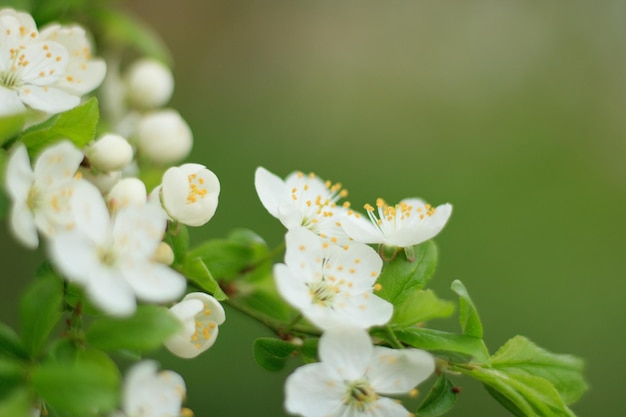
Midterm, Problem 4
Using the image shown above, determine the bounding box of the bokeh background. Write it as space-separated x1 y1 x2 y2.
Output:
2 0 626 415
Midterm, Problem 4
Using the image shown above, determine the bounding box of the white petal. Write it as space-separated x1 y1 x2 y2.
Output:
277 202 303 229
122 262 186 303
48 232 99 283
183 292 226 325
388 203 452 247
284 227 322 277
5 144 33 202
69 180 110 244
368 397 412 417
170 298 204 334
9 203 38 248
335 293 393 329
113 203 166 259
19 41 67 86
85 267 137 316
341 213 385 244
273 263 311 308
319 326 372 380
33 141 83 186
368 347 435 394
285 362 345 417
0 85 26 116
18 85 79 114
254 166 287 218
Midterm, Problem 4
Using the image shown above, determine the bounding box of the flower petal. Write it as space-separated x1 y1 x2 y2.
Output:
84 267 137 317
387 203 452 247
18 85 79 114
5 144 33 202
285 362 345 417
254 166 287 218
368 397 413 417
122 262 186 304
9 202 38 249
0 85 26 116
32 141 83 187
368 347 435 394
319 326 372 380
48 231 99 283
341 213 385 244
274 263 311 308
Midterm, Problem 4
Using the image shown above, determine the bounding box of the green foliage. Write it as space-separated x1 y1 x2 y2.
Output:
164 224 190 266
181 258 227 300
376 240 438 305
188 240 258 282
391 289 455 328
300 338 319 363
0 388 32 417
19 272 63 357
392 328 490 365
416 374 458 417
18 98 99 156
450 280 483 338
86 305 181 353
0 324 27 361
253 338 298 371
0 113 25 146
32 350 120 417
0 359 26 400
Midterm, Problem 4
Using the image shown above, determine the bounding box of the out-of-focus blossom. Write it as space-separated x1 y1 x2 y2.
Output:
125 58 173 109
136 109 192 165
85 133 133 172
106 177 147 213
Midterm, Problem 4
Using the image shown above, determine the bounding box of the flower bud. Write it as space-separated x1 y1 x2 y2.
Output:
125 59 174 109
85 133 134 172
165 292 225 358
136 110 192 165
107 177 147 213
154 241 174 265
159 163 220 227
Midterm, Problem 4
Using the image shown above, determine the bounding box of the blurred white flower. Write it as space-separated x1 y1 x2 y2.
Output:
165 292 226 358
125 58 174 109
274 227 392 330
0 9 105 116
343 198 452 249
154 163 220 227
136 109 192 165
106 177 147 213
85 133 133 172
5 141 83 248
79 168 121 193
285 326 435 417
116 360 187 417
255 167 351 241
48 181 186 316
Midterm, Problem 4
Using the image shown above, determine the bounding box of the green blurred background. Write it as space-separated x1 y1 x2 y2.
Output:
2 0 626 415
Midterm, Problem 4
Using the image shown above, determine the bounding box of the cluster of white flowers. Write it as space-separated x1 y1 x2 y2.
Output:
255 167 452 417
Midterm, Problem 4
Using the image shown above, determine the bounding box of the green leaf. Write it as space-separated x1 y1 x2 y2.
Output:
417 374 459 417
0 113 25 146
490 336 587 405
181 257 227 300
19 98 99 156
86 305 181 352
450 280 483 338
0 359 25 400
391 289 455 328
300 338 319 364
32 351 120 417
188 240 256 281
19 272 63 357
0 323 27 361
463 367 576 417
377 241 438 305
95 9 173 65
253 338 298 371
0 387 32 417
393 327 490 364
164 224 190 266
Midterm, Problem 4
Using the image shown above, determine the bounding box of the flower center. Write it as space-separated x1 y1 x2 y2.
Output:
345 380 378 411
307 280 337 306
186 173 208 204
26 186 40 211
364 198 436 230
97 246 117 266
190 303 217 349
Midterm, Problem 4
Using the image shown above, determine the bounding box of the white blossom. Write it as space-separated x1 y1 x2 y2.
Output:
153 163 220 227
125 58 173 109
48 181 186 316
274 227 392 330
255 167 351 241
165 292 226 358
136 109 192 165
343 198 452 249
106 177 147 213
79 168 121 193
5 141 83 248
285 326 435 417
85 133 133 172
0 9 105 116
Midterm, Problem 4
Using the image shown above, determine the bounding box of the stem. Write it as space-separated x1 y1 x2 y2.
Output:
384 326 404 349
281 313 304 337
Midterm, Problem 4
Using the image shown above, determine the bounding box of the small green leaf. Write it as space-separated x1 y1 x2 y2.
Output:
491 336 587 405
377 241 438 305
0 387 32 417
19 273 63 357
253 338 298 371
32 352 120 417
392 327 490 364
164 224 190 266
0 323 27 361
300 338 319 364
188 240 256 281
181 257 227 300
463 366 576 417
86 305 181 352
416 374 458 417
450 280 483 338
95 9 172 65
0 358 26 400
19 98 99 156
0 113 24 146
391 289 455 328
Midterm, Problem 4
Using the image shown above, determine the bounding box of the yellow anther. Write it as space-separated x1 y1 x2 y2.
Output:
364 203 374 212
304 184 309 191
349 268 356 274
409 388 419 398
292 194 297 200
299 245 306 251
371 271 378 277
339 189 348 198
297 172 303 178
181 408 195 417
209 322 216 329
343 201 351 208
330 237 338 243
202 328 210 339
322 242 329 249
204 309 211 315
376 198 385 207
374 283 382 291
309 172 315 179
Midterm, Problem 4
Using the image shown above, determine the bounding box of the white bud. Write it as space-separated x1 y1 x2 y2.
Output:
153 242 175 265
159 163 220 227
107 177 147 213
80 168 122 193
85 134 133 172
125 59 174 109
136 110 192 165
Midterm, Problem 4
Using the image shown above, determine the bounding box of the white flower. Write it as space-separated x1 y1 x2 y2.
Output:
106 177 147 213
255 167 351 240
136 109 192 165
79 168 121 193
343 198 452 249
165 292 226 358
0 9 105 116
154 163 220 227
85 133 133 172
285 326 435 417
125 59 173 109
117 360 186 417
274 227 392 330
48 181 186 316
5 141 83 248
